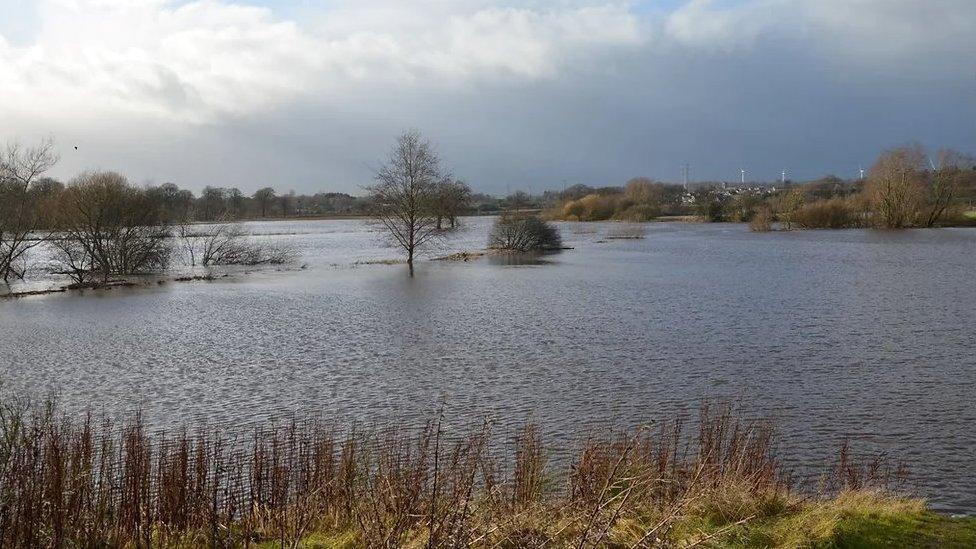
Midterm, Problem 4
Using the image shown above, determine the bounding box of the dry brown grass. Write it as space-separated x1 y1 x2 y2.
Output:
748 206 773 232
0 398 909 548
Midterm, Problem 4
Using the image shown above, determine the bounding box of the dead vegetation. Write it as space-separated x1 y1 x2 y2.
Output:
0 398 915 548
178 221 296 267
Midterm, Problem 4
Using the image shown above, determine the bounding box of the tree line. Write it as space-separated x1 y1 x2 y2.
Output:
538 144 976 230
5 136 974 284
0 140 296 284
742 145 976 231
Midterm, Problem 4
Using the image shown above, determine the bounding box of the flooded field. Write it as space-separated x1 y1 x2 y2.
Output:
2 218 975 512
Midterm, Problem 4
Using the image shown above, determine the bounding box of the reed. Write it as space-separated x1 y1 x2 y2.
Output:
0 397 911 548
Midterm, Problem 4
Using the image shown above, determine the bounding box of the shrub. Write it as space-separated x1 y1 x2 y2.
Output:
614 203 660 222
562 200 586 221
180 222 296 266
488 213 562 251
774 188 804 230
793 197 860 229
730 194 765 222
695 191 727 222
577 194 617 220
749 205 773 232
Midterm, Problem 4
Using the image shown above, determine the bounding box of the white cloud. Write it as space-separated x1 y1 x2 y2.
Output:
0 0 644 123
664 0 777 52
3 0 970 124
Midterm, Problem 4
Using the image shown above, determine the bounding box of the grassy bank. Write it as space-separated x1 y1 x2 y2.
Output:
0 399 970 548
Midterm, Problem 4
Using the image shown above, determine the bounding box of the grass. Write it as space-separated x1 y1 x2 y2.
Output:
0 397 970 548
964 210 976 220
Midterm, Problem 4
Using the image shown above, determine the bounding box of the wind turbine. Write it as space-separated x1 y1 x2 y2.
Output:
781 169 787 184
740 169 746 185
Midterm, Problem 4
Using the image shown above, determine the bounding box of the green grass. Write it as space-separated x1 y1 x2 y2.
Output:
249 492 975 548
964 210 976 220
684 492 976 549
829 505 976 548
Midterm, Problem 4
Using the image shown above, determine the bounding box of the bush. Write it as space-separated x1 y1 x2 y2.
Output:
180 222 296 266
749 205 773 232
614 203 660 222
695 191 727 222
792 197 861 229
488 214 562 251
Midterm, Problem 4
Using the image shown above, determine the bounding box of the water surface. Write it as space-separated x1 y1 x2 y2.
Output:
1 218 974 512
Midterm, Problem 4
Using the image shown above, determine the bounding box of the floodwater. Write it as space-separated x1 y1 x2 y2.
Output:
1 218 975 512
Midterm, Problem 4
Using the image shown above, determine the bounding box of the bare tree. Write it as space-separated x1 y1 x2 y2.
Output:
178 220 294 267
253 187 276 218
921 149 974 227
369 131 444 274
866 145 926 229
279 191 296 218
54 171 171 283
432 179 472 229
0 139 60 282
0 139 59 189
624 177 664 206
198 186 227 221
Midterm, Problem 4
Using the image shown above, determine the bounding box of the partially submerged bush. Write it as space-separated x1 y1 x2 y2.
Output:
180 221 296 266
488 213 562 251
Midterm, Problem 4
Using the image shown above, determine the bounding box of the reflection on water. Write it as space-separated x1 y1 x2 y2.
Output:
1 218 975 512
486 252 553 266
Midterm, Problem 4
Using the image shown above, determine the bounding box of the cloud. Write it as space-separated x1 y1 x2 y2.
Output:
664 0 776 52
0 0 644 123
0 0 972 191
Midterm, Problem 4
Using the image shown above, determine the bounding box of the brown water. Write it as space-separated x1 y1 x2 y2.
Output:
1 219 974 512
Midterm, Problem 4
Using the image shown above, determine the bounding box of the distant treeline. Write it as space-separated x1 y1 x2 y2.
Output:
540 145 976 230
4 138 976 284
744 146 976 231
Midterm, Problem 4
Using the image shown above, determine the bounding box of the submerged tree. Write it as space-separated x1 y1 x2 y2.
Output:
369 131 444 274
53 171 171 282
0 139 60 282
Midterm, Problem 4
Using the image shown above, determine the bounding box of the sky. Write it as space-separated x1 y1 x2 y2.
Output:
0 0 973 194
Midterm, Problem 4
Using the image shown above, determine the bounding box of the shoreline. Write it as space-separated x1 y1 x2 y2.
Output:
0 272 234 300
